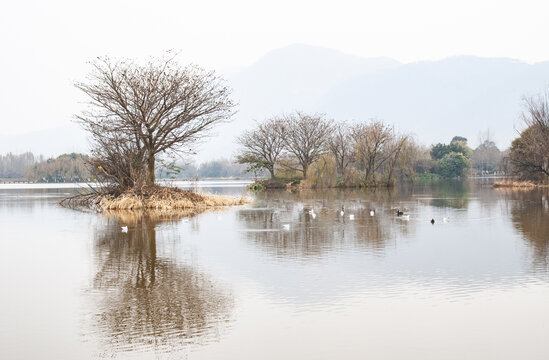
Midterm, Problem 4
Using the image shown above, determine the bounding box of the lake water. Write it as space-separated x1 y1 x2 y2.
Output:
1 180 548 359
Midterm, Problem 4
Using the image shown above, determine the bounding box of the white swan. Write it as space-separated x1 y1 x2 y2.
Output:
349 214 355 220
121 226 128 233
282 224 290 230
369 210 375 217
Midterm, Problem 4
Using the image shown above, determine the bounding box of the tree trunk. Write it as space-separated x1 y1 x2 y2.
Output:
147 156 155 185
268 166 276 180
302 165 308 179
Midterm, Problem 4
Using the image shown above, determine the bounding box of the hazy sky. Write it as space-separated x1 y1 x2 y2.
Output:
1 0 549 134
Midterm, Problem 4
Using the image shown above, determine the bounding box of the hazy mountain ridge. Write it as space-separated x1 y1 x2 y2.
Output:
4 44 549 159
320 56 549 147
229 44 401 113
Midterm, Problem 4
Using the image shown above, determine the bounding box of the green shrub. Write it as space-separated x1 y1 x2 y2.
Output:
437 152 470 178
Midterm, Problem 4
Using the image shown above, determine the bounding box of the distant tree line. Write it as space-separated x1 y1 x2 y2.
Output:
0 152 36 179
156 158 252 179
0 152 247 183
0 152 91 182
237 112 512 187
26 153 91 182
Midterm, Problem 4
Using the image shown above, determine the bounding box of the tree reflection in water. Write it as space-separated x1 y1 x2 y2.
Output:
424 180 470 209
238 189 417 259
90 210 233 354
505 189 549 270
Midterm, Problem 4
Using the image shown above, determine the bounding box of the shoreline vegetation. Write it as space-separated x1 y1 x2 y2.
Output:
235 113 512 190
493 180 549 189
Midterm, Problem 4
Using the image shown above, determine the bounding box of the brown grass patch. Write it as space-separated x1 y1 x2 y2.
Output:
493 180 545 189
98 185 250 211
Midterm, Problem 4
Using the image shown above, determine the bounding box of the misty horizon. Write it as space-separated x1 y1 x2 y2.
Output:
1 43 548 161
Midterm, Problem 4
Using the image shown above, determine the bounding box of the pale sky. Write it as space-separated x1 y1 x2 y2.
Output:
1 0 549 134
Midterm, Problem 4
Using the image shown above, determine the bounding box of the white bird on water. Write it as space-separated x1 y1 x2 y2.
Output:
401 214 410 221
370 210 375 217
443 217 449 223
309 209 317 219
349 214 355 220
282 224 290 231
121 226 128 233
340 206 345 216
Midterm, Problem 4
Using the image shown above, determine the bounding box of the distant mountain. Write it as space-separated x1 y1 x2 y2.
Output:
202 46 549 160
320 56 549 148
230 43 401 115
201 44 402 160
5 45 549 160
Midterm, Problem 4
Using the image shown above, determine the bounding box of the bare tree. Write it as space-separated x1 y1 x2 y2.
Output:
351 120 404 186
76 53 235 186
236 117 286 179
510 94 549 181
327 122 354 177
282 112 332 179
383 134 410 184
87 132 147 191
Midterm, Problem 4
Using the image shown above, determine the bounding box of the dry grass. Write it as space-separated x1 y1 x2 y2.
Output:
98 185 250 211
493 180 548 189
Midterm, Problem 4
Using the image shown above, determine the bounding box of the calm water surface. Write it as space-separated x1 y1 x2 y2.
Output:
1 180 548 359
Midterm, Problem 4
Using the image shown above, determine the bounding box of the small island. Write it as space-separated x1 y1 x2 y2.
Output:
66 53 247 212
98 185 247 211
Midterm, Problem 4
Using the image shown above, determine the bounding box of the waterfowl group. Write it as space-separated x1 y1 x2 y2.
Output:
302 204 449 226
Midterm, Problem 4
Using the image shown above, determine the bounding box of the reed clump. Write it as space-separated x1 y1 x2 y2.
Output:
493 180 547 189
98 185 249 211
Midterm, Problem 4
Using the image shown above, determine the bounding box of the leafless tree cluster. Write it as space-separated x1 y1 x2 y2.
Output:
510 94 549 182
76 52 235 189
236 117 286 179
327 122 353 177
282 112 333 179
237 114 413 186
0 152 36 179
351 120 409 186
237 112 332 179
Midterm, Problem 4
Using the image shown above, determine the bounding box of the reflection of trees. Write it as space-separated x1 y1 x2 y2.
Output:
507 190 549 269
238 189 416 259
91 211 232 353
426 180 470 209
